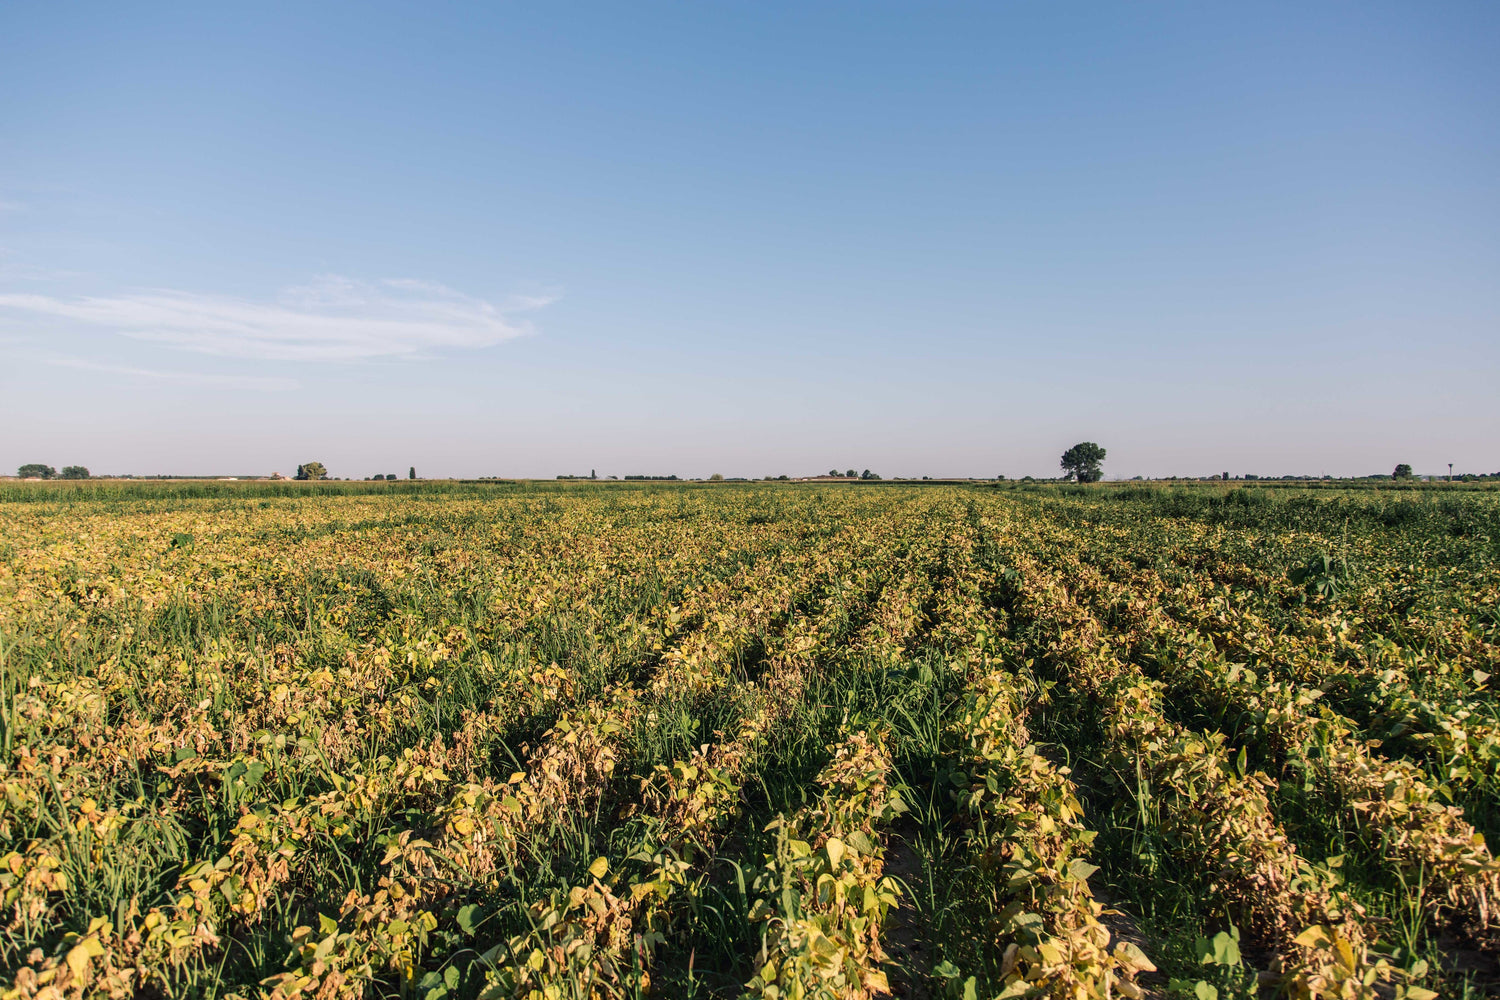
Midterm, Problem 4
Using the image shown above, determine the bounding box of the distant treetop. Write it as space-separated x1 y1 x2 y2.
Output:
1060 442 1106 483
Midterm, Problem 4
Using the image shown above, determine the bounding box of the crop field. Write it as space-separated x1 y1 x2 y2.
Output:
0 482 1497 1000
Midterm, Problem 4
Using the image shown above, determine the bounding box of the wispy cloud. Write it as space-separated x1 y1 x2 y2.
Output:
0 248 85 283
45 358 300 392
0 276 554 361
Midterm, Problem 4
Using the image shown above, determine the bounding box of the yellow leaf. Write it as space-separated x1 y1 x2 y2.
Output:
1116 941 1156 972
65 943 92 982
1293 925 1333 950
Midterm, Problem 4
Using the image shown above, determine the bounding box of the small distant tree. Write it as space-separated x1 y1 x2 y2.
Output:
1393 463 1413 480
845 469 857 478
295 462 328 481
1059 442 1106 483
860 469 881 480
709 473 725 482
829 469 839 477
60 466 90 480
18 464 56 479
409 467 417 480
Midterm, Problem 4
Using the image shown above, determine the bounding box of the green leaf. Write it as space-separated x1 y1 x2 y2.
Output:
1067 859 1099 882
1210 931 1240 966
1194 982 1218 1000
588 856 609 879
456 904 480 936
728 858 747 903
932 961 960 980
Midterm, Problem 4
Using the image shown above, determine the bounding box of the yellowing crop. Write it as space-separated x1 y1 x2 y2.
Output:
0 481 1493 999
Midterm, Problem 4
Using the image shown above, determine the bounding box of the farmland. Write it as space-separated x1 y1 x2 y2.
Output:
0 482 1497 999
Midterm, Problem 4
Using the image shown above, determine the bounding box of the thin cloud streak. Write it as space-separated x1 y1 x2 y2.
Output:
0 276 554 361
45 358 301 391
0 248 85 283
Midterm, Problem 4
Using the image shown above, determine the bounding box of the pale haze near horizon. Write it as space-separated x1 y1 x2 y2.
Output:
1 3 1496 481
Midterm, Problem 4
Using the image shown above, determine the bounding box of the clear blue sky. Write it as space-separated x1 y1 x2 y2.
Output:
2 2 1496 479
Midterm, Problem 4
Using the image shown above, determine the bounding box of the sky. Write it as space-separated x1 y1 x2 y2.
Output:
1 2 1497 480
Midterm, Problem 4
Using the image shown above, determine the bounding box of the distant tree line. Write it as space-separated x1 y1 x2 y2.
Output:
17 464 89 479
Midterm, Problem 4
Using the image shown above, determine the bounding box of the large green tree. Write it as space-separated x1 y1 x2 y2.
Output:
295 462 328 481
18 464 56 479
1060 442 1106 483
59 466 90 480
1393 463 1413 479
